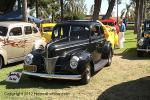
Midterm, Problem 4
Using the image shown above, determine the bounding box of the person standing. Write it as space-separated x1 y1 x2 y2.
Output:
119 20 126 48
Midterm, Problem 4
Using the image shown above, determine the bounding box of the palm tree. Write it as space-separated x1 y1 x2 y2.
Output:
105 0 116 19
92 0 102 20
22 0 28 21
60 0 63 21
63 0 86 20
105 0 122 19
134 0 145 38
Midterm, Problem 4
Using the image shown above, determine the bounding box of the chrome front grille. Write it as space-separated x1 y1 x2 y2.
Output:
45 57 58 74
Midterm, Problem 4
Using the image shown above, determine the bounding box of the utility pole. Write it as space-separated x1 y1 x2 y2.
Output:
22 0 28 22
117 0 118 23
60 0 63 21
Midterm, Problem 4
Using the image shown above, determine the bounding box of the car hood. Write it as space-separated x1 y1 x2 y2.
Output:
46 37 88 57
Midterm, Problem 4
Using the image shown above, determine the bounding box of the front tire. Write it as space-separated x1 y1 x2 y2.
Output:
137 51 144 57
0 56 4 69
80 63 91 84
105 50 112 67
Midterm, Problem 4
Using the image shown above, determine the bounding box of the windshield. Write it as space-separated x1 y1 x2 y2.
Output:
52 25 90 39
43 27 53 32
102 22 114 26
144 22 150 31
0 26 8 36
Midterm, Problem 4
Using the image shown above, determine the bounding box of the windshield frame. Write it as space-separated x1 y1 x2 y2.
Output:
52 24 90 40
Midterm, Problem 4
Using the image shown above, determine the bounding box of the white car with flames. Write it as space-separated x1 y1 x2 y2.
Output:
0 21 46 69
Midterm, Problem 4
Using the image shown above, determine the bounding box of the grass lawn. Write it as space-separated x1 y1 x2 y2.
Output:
0 30 149 100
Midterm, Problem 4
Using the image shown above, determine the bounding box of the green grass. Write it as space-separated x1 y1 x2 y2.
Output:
115 30 136 54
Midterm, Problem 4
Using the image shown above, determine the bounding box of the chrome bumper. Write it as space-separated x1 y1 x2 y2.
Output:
22 71 81 80
137 48 150 52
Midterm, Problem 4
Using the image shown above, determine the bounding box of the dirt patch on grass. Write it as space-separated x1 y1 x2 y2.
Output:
0 52 150 100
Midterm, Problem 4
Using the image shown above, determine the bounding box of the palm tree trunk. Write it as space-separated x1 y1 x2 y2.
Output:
105 0 116 19
93 0 102 21
134 0 140 34
134 0 145 40
22 0 28 22
60 0 64 21
35 0 39 18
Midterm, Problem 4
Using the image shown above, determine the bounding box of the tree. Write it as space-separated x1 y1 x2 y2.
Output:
92 0 102 20
60 0 63 21
105 0 116 19
145 0 150 19
105 0 122 19
22 0 28 22
134 0 145 40
63 0 86 20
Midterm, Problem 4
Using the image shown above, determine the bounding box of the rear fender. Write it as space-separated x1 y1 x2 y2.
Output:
102 41 113 59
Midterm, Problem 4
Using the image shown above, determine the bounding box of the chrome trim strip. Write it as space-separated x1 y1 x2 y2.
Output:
137 48 150 52
22 71 81 80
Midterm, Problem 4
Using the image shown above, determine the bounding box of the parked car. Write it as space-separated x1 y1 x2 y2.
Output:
137 20 150 56
0 21 45 69
40 23 56 43
23 20 113 84
98 20 119 49
101 19 120 34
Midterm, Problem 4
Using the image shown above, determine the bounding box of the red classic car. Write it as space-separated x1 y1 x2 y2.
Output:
101 19 120 34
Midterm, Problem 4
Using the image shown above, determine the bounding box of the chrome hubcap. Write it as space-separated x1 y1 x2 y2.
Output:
86 67 90 80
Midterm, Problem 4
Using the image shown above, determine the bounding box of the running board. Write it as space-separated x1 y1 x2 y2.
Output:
94 59 108 72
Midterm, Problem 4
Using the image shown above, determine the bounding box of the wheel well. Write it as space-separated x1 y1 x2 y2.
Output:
0 55 4 65
90 60 94 75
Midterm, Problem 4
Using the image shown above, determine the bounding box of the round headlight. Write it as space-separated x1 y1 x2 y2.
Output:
138 38 144 46
70 56 79 69
24 54 34 65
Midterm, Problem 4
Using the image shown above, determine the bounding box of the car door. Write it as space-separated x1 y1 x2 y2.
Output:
90 24 105 64
24 25 41 55
3 26 25 59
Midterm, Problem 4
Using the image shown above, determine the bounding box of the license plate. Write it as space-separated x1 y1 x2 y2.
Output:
24 65 37 72
6 72 22 83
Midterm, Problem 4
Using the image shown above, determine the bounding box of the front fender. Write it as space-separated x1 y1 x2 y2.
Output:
74 51 92 74
102 41 113 59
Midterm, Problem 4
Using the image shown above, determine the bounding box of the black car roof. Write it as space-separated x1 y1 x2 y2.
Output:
56 20 101 27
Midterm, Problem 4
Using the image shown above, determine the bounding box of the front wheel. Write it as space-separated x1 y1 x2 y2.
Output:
80 63 91 84
105 50 112 67
137 51 144 57
0 56 4 69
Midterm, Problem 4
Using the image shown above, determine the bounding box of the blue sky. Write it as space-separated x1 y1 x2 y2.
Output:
85 0 130 17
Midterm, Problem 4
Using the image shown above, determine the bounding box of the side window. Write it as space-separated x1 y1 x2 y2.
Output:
24 26 32 35
91 25 100 37
100 26 104 35
9 27 22 36
70 26 90 39
33 27 38 34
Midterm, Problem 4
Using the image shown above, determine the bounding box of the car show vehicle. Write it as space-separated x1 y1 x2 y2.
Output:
98 20 119 49
137 20 150 56
40 23 56 43
101 19 120 34
0 21 44 69
23 20 113 84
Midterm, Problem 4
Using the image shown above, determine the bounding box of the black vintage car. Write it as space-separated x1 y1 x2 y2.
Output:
23 21 113 84
137 20 150 56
